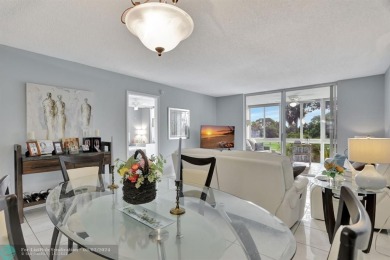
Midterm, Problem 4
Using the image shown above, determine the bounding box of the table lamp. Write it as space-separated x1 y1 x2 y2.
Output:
348 137 390 190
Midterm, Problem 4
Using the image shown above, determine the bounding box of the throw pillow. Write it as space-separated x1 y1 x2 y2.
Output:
248 139 256 150
333 153 347 167
352 162 366 171
245 139 254 151
255 142 264 151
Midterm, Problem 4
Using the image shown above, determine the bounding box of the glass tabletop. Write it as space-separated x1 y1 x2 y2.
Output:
313 173 385 195
46 176 296 260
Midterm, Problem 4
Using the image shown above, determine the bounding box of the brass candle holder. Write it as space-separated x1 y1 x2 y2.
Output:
170 180 185 215
108 165 119 190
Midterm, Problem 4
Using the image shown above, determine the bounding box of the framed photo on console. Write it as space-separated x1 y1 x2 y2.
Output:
82 137 93 152
92 137 101 152
53 142 63 155
62 137 79 154
37 140 54 155
26 141 40 156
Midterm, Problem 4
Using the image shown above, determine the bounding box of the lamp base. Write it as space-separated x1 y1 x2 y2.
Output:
355 164 387 190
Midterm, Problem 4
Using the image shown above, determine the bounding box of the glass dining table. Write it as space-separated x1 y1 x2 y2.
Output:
46 176 296 260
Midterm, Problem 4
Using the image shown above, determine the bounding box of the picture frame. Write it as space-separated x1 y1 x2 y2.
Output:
26 141 40 157
37 140 54 155
168 107 190 140
62 137 79 154
82 137 93 152
27 83 95 141
92 137 101 152
53 142 63 155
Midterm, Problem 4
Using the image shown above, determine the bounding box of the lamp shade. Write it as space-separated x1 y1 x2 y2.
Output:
348 138 390 164
125 3 194 55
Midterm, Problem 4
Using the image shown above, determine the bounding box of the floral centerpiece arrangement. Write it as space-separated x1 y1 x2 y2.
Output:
116 149 165 204
322 161 344 184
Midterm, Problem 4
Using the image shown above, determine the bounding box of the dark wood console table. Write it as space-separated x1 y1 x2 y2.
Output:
14 142 112 223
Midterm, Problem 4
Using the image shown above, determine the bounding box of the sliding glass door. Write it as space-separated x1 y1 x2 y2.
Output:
245 85 337 163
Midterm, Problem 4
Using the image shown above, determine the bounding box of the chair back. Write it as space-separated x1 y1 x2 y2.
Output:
217 204 261 260
180 155 216 188
0 175 10 195
327 186 371 260
0 194 29 259
180 155 216 205
59 154 104 182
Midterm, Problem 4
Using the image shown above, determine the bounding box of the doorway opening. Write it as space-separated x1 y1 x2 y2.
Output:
127 91 159 158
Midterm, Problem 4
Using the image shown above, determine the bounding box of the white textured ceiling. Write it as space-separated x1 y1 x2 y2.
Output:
1 0 390 97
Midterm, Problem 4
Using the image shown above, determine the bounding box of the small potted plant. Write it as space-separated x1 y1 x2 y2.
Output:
322 161 344 187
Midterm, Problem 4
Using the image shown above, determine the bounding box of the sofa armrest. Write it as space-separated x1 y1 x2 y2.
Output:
283 176 308 209
275 175 308 227
293 176 309 192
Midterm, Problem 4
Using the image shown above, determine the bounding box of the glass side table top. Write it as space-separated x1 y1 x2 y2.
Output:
46 177 296 260
313 171 384 253
313 173 385 195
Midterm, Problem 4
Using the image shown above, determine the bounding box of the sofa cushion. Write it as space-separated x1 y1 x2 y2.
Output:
245 139 254 151
254 142 264 151
221 150 294 191
248 139 256 150
216 156 285 215
352 162 366 171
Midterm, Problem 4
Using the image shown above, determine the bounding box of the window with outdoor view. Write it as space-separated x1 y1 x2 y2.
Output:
247 85 336 163
249 105 279 138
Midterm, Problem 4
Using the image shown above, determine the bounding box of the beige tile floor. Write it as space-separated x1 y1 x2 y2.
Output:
292 164 390 260
21 167 390 259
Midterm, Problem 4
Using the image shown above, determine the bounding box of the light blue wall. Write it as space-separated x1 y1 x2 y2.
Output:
216 94 245 150
1 43 387 193
385 66 390 137
337 75 385 153
0 45 217 193
232 75 385 155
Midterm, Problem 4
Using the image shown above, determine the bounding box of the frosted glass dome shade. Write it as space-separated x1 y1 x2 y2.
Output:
125 3 194 55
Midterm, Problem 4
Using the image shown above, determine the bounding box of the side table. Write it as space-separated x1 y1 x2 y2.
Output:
314 178 383 253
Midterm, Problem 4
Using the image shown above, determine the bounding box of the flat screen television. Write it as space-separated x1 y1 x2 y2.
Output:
200 125 235 149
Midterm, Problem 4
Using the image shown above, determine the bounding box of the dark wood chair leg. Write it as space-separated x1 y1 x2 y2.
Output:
363 194 376 253
68 239 73 254
50 228 59 260
322 188 335 243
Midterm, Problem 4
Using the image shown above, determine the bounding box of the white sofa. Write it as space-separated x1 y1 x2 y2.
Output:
310 164 390 229
172 148 309 228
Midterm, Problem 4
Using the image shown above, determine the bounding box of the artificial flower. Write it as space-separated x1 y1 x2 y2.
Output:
119 167 129 177
323 161 344 179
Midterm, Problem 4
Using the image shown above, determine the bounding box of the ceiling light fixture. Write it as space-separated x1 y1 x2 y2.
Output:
121 0 194 56
289 95 299 107
133 100 139 110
